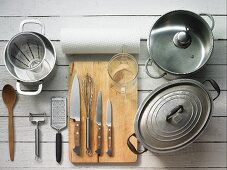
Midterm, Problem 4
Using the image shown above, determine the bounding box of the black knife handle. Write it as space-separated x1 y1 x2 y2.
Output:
107 126 112 156
95 125 102 155
56 132 62 163
73 120 80 154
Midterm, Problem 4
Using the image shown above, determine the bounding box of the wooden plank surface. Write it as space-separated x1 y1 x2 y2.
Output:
0 16 226 40
0 90 226 117
0 0 226 16
67 61 137 163
0 40 226 65
0 65 226 91
0 117 226 143
0 143 226 168
0 0 226 169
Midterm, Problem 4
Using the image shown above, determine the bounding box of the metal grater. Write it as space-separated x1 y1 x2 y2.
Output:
51 97 67 163
51 97 67 131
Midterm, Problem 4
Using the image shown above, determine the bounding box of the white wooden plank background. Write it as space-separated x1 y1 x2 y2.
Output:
0 0 226 169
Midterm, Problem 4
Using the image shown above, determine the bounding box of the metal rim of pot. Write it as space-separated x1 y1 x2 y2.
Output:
127 79 220 154
145 10 215 79
4 19 56 95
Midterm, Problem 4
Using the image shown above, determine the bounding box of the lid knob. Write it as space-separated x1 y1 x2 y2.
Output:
173 30 191 49
166 105 184 124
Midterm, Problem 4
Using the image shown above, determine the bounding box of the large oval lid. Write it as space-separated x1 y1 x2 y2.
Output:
148 10 213 75
135 79 212 152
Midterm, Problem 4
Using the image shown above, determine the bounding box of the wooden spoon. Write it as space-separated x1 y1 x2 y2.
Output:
2 84 17 161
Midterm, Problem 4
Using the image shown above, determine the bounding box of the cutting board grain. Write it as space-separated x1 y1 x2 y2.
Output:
68 61 138 163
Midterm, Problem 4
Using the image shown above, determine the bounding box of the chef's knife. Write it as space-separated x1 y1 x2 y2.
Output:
106 99 112 156
95 91 102 155
70 73 81 154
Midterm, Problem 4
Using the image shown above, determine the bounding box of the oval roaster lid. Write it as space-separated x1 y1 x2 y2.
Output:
148 10 213 75
135 79 212 152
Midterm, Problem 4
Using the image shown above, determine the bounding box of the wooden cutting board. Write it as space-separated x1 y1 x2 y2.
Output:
68 61 137 163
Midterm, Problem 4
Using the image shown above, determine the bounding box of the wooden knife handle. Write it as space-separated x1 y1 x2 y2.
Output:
107 126 112 156
8 108 14 161
73 120 80 154
95 125 102 155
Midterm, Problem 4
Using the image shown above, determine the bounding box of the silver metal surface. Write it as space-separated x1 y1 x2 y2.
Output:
146 10 214 79
7 32 46 70
70 74 80 121
51 97 67 131
4 20 56 95
106 99 112 127
29 113 46 159
173 30 191 48
96 91 102 125
134 79 213 153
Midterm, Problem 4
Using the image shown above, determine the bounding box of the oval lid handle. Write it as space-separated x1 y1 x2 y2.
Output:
166 105 184 122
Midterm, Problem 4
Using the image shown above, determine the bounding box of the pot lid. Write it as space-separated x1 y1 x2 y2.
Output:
148 10 213 75
135 79 212 152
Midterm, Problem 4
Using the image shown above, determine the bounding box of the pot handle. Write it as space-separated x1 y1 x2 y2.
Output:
203 79 220 100
19 19 45 35
199 13 215 31
16 81 43 96
127 133 148 155
145 58 166 79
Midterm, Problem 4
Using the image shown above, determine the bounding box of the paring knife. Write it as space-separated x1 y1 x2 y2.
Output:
106 99 112 156
70 73 81 154
95 91 102 155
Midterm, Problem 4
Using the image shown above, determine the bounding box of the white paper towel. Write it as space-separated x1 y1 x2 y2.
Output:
60 28 140 54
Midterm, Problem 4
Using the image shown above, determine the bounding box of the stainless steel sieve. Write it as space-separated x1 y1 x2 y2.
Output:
7 32 46 72
4 19 56 95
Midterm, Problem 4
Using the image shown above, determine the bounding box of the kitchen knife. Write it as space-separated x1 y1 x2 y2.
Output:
70 73 81 154
95 91 102 155
106 99 112 156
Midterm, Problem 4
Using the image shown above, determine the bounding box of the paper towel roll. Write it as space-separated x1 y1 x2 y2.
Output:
60 28 140 54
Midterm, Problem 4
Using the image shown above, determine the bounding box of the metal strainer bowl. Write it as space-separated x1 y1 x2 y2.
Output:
4 19 56 96
7 32 46 71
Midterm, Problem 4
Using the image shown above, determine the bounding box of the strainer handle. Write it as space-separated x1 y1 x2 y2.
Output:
16 81 42 95
19 19 45 35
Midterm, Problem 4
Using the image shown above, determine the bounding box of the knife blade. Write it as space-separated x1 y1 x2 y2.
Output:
70 73 81 154
95 91 102 155
106 99 112 156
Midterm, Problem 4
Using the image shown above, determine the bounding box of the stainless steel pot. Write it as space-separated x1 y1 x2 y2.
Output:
127 79 220 154
145 10 215 79
4 19 56 95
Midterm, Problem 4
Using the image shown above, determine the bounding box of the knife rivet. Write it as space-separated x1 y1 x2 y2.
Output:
76 132 79 134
